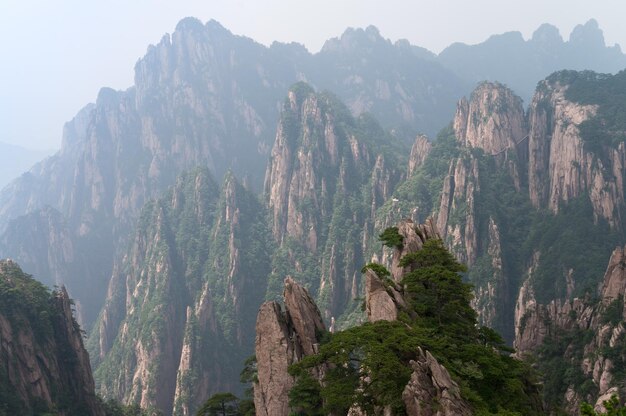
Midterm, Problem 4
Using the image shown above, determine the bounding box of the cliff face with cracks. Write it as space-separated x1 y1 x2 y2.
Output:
528 75 626 227
90 168 272 415
254 277 326 416
435 82 526 338
514 246 626 413
265 84 404 322
0 260 104 415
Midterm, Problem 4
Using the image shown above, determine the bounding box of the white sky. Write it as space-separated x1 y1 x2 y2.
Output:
1 0 625 150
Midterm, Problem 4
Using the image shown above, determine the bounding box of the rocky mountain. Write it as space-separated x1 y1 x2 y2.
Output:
514 245 626 414
439 19 626 104
0 142 54 191
0 18 622 335
0 260 104 415
264 83 405 323
89 168 271 415
383 70 626 343
254 219 542 415
0 18 465 329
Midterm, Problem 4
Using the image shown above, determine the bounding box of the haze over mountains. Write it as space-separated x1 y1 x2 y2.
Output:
1 17 626 415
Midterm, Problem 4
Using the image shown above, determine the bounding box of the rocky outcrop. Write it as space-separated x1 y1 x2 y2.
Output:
527 76 625 227
408 135 432 176
390 218 440 282
265 84 403 319
453 82 527 157
0 260 104 415
514 245 626 412
364 268 407 322
254 277 326 416
92 169 271 415
402 347 472 416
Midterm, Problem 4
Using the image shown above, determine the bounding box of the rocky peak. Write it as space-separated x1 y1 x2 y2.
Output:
569 19 605 48
531 24 564 47
453 82 527 156
390 218 440 282
407 134 432 176
600 245 626 305
320 25 389 55
254 277 326 416
402 347 472 416
283 276 326 356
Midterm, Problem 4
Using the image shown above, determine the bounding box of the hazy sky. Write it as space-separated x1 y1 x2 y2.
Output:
1 0 625 150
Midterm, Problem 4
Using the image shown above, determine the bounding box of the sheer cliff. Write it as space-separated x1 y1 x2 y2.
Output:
0 260 104 415
90 168 271 415
514 245 626 414
264 83 404 323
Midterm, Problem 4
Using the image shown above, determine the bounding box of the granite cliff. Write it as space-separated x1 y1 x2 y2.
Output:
254 219 541 415
0 260 104 415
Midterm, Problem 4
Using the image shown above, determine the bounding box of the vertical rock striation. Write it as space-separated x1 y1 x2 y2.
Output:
254 277 326 416
0 260 104 415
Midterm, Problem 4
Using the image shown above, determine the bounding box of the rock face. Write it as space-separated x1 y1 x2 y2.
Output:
364 268 406 322
0 260 104 415
91 169 272 415
254 220 472 415
453 82 527 156
402 347 472 416
514 245 626 413
527 75 625 226
407 135 432 177
264 84 403 320
254 277 326 416
0 18 467 329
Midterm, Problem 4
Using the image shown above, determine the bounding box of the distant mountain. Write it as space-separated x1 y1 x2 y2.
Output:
0 142 54 190
438 19 626 104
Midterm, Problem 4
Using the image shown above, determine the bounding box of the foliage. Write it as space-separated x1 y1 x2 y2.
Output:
379 227 404 249
581 395 626 415
522 196 619 304
288 238 542 415
360 263 391 277
101 398 154 416
196 393 240 416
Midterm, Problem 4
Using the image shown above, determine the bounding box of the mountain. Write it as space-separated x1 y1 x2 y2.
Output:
88 168 271 415
0 260 104 415
439 19 626 104
264 83 405 323
0 142 54 191
0 17 625 414
0 18 465 328
253 219 542 415
515 245 626 413
0 18 623 332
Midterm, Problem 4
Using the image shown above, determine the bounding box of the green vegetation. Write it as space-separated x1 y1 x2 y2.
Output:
288 235 542 415
100 398 159 416
378 227 403 249
581 395 626 415
523 196 619 303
